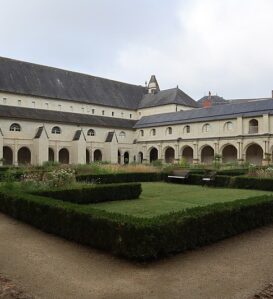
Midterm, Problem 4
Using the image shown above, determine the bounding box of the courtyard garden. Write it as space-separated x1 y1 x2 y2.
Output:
1 162 273 261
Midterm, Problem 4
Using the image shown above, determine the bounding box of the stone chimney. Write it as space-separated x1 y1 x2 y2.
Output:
203 91 212 108
147 75 160 94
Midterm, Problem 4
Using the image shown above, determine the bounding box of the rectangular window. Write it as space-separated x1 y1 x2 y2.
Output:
92 109 95 114
102 110 105 115
130 114 132 119
112 112 114 116
58 104 62 111
18 100 21 106
45 103 49 109
32 101 36 108
3 98 7 104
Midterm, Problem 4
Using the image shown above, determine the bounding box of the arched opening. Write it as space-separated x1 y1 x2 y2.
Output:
86 149 90 164
118 150 121 164
222 145 237 163
124 152 129 164
48 148 54 162
165 147 175 163
59 148 69 164
201 146 214 164
94 149 102 161
149 148 158 163
138 152 143 163
246 144 263 165
249 119 258 134
3 146 13 165
182 146 193 164
18 147 31 165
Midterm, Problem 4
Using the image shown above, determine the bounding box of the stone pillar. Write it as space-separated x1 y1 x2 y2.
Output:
193 142 199 164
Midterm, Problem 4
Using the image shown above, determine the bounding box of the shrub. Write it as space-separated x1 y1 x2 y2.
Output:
231 176 273 191
216 169 248 176
1 189 273 260
34 183 142 204
76 172 162 184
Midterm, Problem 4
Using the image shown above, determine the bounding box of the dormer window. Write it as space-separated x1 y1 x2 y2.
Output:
140 130 144 137
87 129 95 136
202 123 210 133
52 126 61 134
10 123 21 132
119 131 126 139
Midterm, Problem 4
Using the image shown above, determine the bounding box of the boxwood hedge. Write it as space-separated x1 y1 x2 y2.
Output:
76 172 163 184
34 183 142 204
1 189 273 261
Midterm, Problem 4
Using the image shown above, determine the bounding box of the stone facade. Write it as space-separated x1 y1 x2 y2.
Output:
0 57 272 166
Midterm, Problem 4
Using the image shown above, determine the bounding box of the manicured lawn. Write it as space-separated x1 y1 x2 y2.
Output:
92 182 272 217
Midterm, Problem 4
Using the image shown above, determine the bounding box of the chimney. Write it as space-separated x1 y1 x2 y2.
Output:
203 91 212 108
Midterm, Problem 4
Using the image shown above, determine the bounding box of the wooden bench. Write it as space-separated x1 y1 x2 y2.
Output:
202 171 216 185
168 169 190 182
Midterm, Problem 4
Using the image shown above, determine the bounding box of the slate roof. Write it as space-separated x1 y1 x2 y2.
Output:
0 106 137 129
138 88 198 109
34 126 44 139
0 57 146 110
105 132 116 142
0 57 201 110
134 99 273 128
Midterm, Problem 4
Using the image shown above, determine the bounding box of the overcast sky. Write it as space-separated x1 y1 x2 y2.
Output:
1 0 273 100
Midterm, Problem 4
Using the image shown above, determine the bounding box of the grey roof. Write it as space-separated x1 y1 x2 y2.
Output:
0 57 201 111
0 106 137 129
135 98 273 128
0 57 146 110
105 132 116 142
73 130 82 141
34 126 44 139
138 88 198 109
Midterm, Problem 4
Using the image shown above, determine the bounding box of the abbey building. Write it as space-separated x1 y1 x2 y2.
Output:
0 57 272 166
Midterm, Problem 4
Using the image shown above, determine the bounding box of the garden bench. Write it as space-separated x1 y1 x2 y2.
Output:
168 169 190 182
202 171 216 185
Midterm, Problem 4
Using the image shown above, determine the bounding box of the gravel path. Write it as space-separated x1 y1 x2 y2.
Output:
1 213 273 299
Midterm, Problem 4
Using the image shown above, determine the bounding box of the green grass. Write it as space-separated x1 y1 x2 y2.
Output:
92 182 272 217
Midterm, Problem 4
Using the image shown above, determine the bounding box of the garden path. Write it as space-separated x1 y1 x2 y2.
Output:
0 212 272 299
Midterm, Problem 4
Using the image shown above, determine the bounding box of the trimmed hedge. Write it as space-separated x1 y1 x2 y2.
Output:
1 189 273 260
34 183 142 204
76 172 162 184
216 169 248 176
231 176 273 191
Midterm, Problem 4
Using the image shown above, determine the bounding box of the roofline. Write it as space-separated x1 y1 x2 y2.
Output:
0 56 145 90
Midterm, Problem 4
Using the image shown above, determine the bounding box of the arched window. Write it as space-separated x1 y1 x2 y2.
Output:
166 127 172 135
150 129 156 136
10 123 21 132
140 130 144 137
184 125 190 134
87 129 95 136
119 131 126 139
224 121 233 131
202 123 210 133
51 126 61 134
249 119 258 134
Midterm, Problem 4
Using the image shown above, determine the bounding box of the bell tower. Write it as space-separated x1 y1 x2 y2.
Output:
147 75 160 94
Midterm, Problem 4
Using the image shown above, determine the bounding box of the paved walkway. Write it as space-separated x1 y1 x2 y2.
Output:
1 213 273 299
